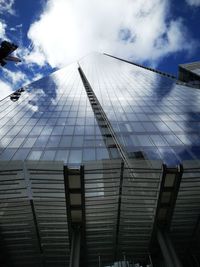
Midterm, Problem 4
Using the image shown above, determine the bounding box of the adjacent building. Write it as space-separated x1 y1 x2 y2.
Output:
178 61 200 87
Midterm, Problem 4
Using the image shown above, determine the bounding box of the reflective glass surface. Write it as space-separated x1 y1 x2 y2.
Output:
80 53 200 165
0 62 109 165
1 53 200 166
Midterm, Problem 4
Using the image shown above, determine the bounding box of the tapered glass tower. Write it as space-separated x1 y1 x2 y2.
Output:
1 53 200 165
1 53 200 267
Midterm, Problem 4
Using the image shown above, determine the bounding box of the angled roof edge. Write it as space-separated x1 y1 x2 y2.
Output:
179 61 200 68
104 53 177 80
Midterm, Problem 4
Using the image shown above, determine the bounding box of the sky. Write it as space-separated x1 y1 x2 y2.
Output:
0 0 200 99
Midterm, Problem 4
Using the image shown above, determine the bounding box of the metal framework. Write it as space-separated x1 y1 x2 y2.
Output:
0 161 70 267
170 161 200 262
1 159 200 266
63 165 86 267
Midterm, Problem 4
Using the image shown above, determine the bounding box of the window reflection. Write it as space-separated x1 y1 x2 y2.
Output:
79 53 200 164
1 53 200 165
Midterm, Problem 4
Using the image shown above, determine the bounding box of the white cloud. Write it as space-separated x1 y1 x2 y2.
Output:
9 27 16 31
10 24 22 32
24 46 47 67
0 67 47 100
0 20 7 39
16 24 22 28
0 0 15 15
2 68 29 84
185 0 200 6
0 68 32 101
26 0 198 68
0 80 12 100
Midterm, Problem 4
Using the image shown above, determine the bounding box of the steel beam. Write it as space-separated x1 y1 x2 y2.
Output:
69 226 81 267
150 164 183 252
114 161 124 260
157 229 183 267
64 165 86 266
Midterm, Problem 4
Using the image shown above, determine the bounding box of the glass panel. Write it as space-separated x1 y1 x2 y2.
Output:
28 150 43 160
55 150 69 162
68 150 82 164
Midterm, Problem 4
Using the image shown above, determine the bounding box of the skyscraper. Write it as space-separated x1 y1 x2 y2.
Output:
1 53 200 267
1 53 200 165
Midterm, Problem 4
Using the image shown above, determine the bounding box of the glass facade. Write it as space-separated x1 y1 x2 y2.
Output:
1 53 200 166
79 53 200 166
1 53 200 267
0 62 110 165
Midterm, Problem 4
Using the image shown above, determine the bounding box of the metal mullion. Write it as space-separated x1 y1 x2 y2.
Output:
86 216 116 221
0 170 19 175
124 191 158 195
29 170 62 174
1 209 31 215
86 212 116 216
0 205 30 211
85 201 117 206
124 174 160 178
87 235 114 240
36 209 67 214
175 199 199 205
30 195 65 199
86 209 117 214
85 184 119 189
85 170 120 174
85 195 118 199
177 194 200 199
0 196 27 200
123 196 158 200
86 205 117 209
86 207 117 212
86 222 115 226
86 225 114 230
123 184 159 189
121 203 155 207
121 214 154 219
87 219 116 224
34 201 66 205
126 167 161 172
175 207 199 212
183 168 200 171
85 189 118 194
1 216 33 222
32 183 64 188
36 207 66 212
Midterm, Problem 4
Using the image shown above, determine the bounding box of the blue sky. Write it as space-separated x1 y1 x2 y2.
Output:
0 0 200 99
